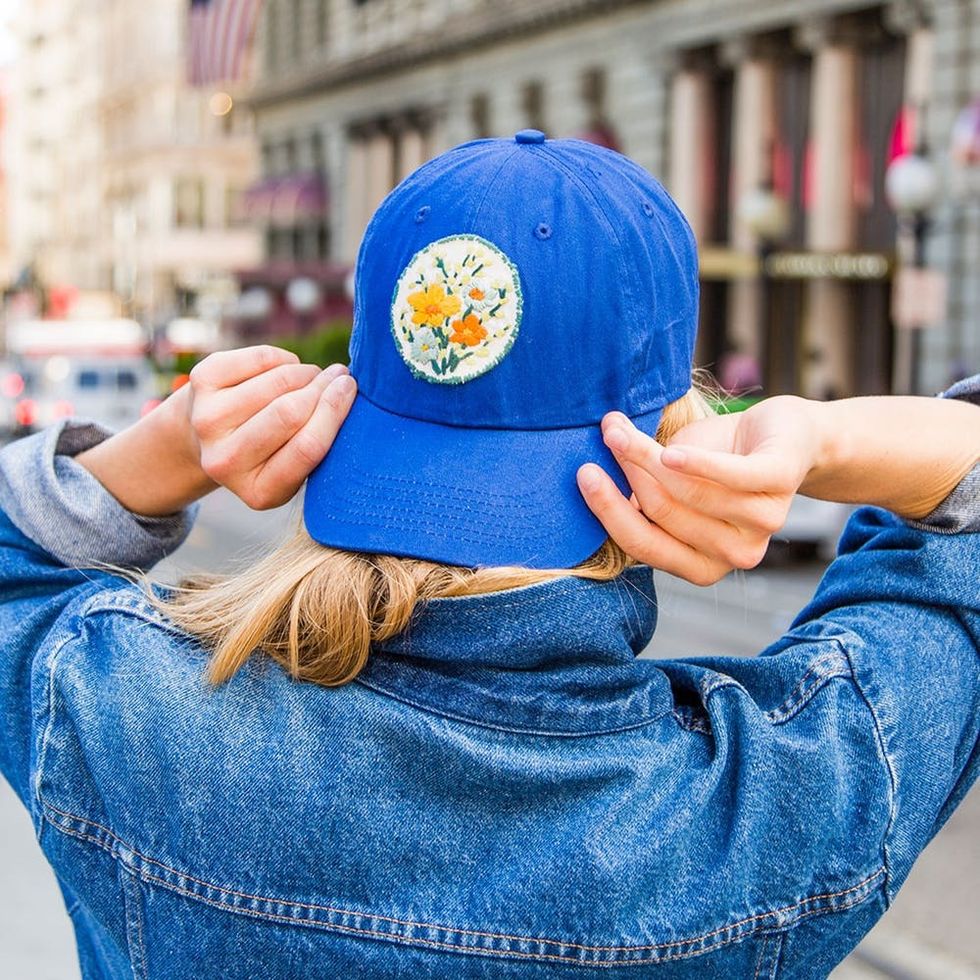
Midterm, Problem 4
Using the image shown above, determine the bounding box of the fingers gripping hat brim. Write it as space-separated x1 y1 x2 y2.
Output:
303 393 663 570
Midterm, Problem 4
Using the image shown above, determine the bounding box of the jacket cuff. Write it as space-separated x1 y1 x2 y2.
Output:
906 374 980 534
0 418 199 570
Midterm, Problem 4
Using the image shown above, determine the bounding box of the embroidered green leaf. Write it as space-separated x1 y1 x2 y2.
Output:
488 303 502 316
471 263 484 275
435 257 448 276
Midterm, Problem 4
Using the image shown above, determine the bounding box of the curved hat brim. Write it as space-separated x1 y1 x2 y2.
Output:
302 393 663 570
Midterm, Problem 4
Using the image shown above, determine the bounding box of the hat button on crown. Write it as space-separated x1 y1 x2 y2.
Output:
514 129 546 145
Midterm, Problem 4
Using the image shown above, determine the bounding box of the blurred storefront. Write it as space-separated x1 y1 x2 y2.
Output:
245 0 977 394
6 0 262 332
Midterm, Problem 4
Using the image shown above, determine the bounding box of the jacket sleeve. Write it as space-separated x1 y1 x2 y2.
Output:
790 374 980 899
0 418 199 807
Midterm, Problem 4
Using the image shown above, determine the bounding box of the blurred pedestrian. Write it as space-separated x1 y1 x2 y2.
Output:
0 133 977 978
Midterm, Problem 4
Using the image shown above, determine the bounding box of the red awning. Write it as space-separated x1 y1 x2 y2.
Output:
242 176 280 222
242 173 328 225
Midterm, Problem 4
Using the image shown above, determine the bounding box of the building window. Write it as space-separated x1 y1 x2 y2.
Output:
773 52 813 249
291 0 303 59
174 178 205 229
470 93 491 138
316 0 329 47
225 184 244 227
521 80 546 133
311 130 324 172
581 67 605 118
856 32 906 250
283 136 298 171
261 140 274 176
267 227 291 261
265 0 279 70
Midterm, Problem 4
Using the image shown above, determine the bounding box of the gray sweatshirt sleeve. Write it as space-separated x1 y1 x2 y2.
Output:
0 417 199 571
906 374 980 534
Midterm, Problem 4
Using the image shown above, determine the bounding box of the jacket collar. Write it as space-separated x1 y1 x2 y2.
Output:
358 566 674 735
375 565 658 667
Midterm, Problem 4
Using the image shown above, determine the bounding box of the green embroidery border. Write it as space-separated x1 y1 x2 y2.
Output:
390 233 524 386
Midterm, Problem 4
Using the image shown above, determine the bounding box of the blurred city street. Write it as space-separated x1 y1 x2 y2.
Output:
0 489 977 979
0 0 978 975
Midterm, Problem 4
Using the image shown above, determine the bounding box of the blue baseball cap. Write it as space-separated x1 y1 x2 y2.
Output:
303 130 698 569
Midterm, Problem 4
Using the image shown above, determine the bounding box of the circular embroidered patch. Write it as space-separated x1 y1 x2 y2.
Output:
391 234 523 384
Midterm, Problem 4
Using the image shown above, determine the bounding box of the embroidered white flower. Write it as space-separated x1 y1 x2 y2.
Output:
391 235 523 385
410 327 441 363
460 277 497 312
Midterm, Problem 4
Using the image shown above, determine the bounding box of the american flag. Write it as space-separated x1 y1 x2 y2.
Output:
187 0 263 88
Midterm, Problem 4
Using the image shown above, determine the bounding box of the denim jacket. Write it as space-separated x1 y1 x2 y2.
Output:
0 380 977 980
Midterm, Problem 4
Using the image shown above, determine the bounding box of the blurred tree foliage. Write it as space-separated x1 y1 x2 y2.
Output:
276 319 353 367
173 351 202 375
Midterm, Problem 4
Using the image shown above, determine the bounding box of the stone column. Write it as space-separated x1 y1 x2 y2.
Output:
325 123 345 263
668 63 714 244
364 125 394 224
725 41 778 365
424 105 451 158
342 134 367 263
398 126 426 183
797 21 860 398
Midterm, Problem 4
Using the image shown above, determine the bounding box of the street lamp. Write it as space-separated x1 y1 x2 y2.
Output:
885 136 940 393
738 180 790 393
738 185 790 244
237 286 274 321
286 276 321 334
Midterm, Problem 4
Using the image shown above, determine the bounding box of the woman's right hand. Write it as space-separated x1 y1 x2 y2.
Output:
579 389 979 585
578 395 822 585
185 345 357 510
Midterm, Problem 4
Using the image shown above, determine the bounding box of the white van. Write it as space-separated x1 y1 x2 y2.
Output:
5 320 161 436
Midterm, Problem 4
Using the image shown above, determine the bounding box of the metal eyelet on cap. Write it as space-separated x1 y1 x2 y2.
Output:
534 222 553 240
641 201 655 217
415 205 431 224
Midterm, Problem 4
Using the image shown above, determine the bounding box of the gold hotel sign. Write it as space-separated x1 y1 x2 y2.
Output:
699 247 893 281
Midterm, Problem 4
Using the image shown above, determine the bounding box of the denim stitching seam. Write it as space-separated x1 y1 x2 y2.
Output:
42 800 884 966
700 646 853 726
353 676 671 737
121 867 148 980
837 644 899 906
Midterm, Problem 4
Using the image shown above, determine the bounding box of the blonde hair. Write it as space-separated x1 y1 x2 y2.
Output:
139 381 714 688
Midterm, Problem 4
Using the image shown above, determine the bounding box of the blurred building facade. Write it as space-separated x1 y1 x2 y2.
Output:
5 0 262 327
0 70 11 289
246 0 975 396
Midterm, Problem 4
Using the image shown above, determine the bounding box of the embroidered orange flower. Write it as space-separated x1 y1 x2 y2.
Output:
407 284 461 326
449 313 487 347
468 286 485 301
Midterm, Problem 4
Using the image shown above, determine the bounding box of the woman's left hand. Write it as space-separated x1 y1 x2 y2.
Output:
75 345 357 517
577 396 820 585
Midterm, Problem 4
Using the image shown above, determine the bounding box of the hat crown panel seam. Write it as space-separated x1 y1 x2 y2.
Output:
537 144 664 406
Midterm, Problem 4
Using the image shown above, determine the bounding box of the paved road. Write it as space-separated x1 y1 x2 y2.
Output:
1 492 976 978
